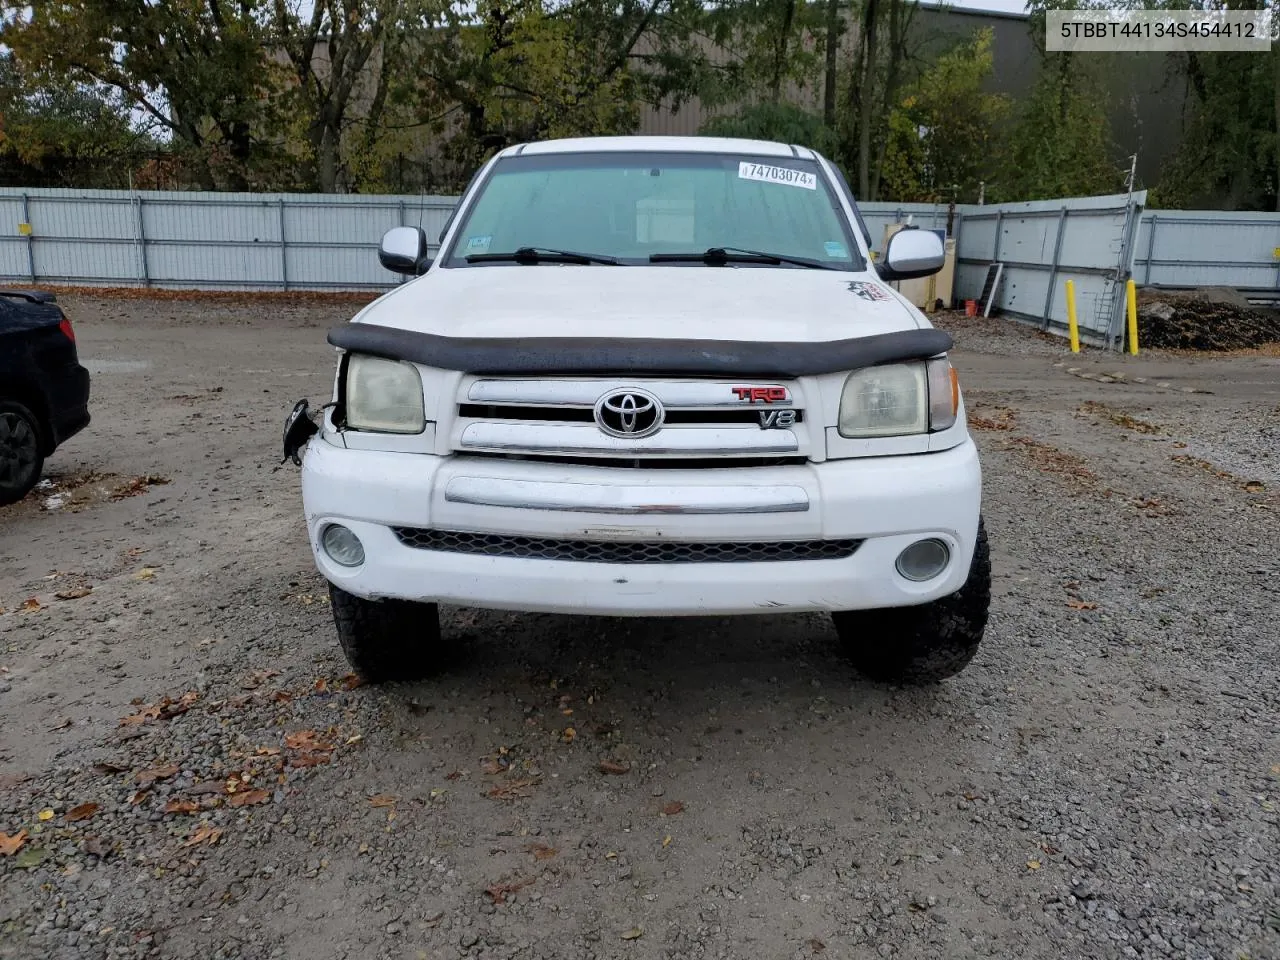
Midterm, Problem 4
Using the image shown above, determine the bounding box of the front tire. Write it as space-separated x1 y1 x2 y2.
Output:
328 582 444 683
833 520 991 683
0 401 45 507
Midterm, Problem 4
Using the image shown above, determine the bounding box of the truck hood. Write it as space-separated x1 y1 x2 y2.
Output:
356 266 924 342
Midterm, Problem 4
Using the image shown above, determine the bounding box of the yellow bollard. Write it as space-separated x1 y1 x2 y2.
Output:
1126 278 1139 355
1065 279 1080 353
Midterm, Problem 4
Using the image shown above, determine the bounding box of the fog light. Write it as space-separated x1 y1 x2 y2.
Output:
321 524 365 567
895 538 950 582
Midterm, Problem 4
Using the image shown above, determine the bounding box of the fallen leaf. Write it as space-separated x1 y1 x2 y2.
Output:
445 770 463 781
13 846 47 869
182 825 223 848
527 843 558 861
369 794 398 808
479 759 504 775
119 705 162 726
163 799 199 815
562 726 576 743
254 746 281 757
598 759 631 775
620 927 643 940
313 677 329 693
240 669 279 690
0 830 28 856
228 789 270 808
50 717 72 731
135 763 179 785
1066 600 1098 611
661 801 685 816
1026 859 1041 870
662 835 672 848
55 586 93 601
134 567 156 581
484 877 534 903
339 673 364 690
37 809 54 821
127 789 149 805
284 730 332 751
807 938 826 953
486 779 538 802
1244 480 1266 493
19 597 41 613
64 802 99 822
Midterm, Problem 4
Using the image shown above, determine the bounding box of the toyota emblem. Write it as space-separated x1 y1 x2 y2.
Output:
594 389 663 438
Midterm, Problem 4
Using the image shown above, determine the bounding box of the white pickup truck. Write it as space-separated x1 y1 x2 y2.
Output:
284 135 989 685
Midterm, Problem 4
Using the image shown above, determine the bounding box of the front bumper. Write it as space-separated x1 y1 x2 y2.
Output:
299 438 982 616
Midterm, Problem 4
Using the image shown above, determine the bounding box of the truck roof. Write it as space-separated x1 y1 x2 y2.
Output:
500 136 816 159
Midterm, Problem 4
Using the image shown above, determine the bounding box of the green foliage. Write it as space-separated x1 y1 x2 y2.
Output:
6 0 284 189
878 28 1008 202
997 55 1119 201
1154 48 1280 210
700 102 839 155
0 53 155 187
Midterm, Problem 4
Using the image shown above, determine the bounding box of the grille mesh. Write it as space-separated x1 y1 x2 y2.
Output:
392 528 861 564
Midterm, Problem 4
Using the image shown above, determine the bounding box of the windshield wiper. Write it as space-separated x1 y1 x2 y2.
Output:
466 246 619 265
649 247 835 270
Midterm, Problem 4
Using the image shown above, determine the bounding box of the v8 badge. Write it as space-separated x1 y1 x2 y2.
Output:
759 409 797 429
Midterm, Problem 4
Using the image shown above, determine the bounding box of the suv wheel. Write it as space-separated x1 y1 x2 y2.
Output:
0 401 44 507
328 582 444 683
833 520 991 683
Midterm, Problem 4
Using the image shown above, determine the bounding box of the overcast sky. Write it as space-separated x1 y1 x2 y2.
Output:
939 0 1029 15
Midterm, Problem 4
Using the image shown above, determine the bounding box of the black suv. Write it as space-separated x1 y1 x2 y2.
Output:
0 290 91 505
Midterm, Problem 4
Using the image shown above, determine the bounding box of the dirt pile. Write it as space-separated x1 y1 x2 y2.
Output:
1136 286 1280 350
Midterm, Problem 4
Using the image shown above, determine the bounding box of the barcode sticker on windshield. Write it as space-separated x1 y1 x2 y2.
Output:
738 162 817 190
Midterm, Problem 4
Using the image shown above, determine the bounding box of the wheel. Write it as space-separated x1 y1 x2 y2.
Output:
0 401 45 507
327 582 444 683
833 520 991 684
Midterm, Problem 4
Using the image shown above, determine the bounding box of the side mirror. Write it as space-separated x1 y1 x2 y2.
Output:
379 226 431 275
877 228 945 281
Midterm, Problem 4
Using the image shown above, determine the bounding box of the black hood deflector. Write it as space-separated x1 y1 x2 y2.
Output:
326 323 953 378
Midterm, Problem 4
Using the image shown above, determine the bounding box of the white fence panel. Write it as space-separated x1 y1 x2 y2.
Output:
955 192 1145 341
1135 210 1280 290
0 187 459 291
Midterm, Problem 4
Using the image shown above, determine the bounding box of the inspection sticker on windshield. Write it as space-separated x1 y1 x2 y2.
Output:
738 162 816 190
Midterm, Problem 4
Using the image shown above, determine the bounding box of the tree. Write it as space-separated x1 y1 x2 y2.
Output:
700 101 838 153
271 0 429 192
878 28 1007 202
4 0 282 189
1153 46 1279 210
841 0 916 199
0 52 156 187
389 0 706 190
997 0 1120 201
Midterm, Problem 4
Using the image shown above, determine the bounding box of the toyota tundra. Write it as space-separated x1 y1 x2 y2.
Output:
284 136 990 684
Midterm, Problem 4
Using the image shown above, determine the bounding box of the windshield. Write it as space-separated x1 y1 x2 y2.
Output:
443 151 866 270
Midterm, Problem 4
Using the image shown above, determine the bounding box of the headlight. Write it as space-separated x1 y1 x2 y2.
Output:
838 358 959 438
344 354 425 433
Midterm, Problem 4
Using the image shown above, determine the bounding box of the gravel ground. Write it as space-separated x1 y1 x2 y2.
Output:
1 295 1277 960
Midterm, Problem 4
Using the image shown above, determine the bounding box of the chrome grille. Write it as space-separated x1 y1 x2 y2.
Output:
455 377 810 462
392 528 861 564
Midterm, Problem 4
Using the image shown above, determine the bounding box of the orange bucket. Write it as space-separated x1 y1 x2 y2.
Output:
964 299 978 317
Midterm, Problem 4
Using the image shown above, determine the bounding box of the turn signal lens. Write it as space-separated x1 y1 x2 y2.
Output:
927 357 959 432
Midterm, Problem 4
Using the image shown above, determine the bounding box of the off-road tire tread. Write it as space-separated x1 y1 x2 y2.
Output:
0 400 45 507
834 520 991 684
328 582 442 683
